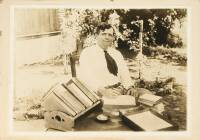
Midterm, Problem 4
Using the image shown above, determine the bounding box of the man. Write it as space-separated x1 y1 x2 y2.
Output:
79 22 138 98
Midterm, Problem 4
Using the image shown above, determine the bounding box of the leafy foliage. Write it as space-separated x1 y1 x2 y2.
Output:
58 9 187 57
116 9 187 48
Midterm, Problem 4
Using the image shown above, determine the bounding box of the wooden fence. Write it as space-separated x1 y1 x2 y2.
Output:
15 8 60 38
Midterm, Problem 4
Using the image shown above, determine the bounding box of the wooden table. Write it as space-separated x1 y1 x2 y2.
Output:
74 109 132 131
47 106 145 131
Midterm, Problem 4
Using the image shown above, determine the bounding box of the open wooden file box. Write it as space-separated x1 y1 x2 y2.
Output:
41 78 103 131
119 109 178 131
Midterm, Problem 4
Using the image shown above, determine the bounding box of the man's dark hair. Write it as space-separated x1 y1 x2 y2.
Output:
96 22 114 35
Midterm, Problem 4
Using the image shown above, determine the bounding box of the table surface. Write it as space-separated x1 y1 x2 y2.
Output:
45 106 141 132
61 105 148 131
73 109 133 131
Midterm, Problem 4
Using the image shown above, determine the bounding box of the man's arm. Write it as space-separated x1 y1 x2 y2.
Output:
115 50 141 98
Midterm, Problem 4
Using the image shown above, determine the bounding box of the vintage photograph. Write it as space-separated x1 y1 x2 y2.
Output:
12 7 187 132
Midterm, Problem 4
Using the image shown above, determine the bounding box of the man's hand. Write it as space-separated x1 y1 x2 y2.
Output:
126 87 140 99
97 88 121 98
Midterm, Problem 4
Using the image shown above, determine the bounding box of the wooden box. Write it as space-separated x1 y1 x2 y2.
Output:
41 78 102 131
119 109 178 131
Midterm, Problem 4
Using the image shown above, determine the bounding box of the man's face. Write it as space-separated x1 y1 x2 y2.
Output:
97 28 114 50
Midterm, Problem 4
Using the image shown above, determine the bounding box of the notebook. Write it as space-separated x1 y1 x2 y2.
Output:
138 93 162 106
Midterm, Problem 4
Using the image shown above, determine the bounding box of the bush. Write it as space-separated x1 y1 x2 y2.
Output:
143 46 187 66
117 9 187 49
59 9 187 57
135 77 176 96
167 33 183 48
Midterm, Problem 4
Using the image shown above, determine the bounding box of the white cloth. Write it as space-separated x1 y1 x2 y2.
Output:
78 45 134 92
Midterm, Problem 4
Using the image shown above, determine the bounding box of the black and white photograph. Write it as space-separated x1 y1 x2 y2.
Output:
12 7 188 132
1 0 200 139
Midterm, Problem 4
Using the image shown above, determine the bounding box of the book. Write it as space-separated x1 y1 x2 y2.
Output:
102 95 136 108
53 84 86 114
120 110 177 131
42 91 76 117
65 82 93 108
72 78 99 102
138 93 162 106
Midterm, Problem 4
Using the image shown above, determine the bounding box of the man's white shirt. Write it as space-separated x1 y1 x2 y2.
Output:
78 45 134 92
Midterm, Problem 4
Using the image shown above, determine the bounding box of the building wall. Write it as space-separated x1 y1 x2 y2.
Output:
14 9 63 67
